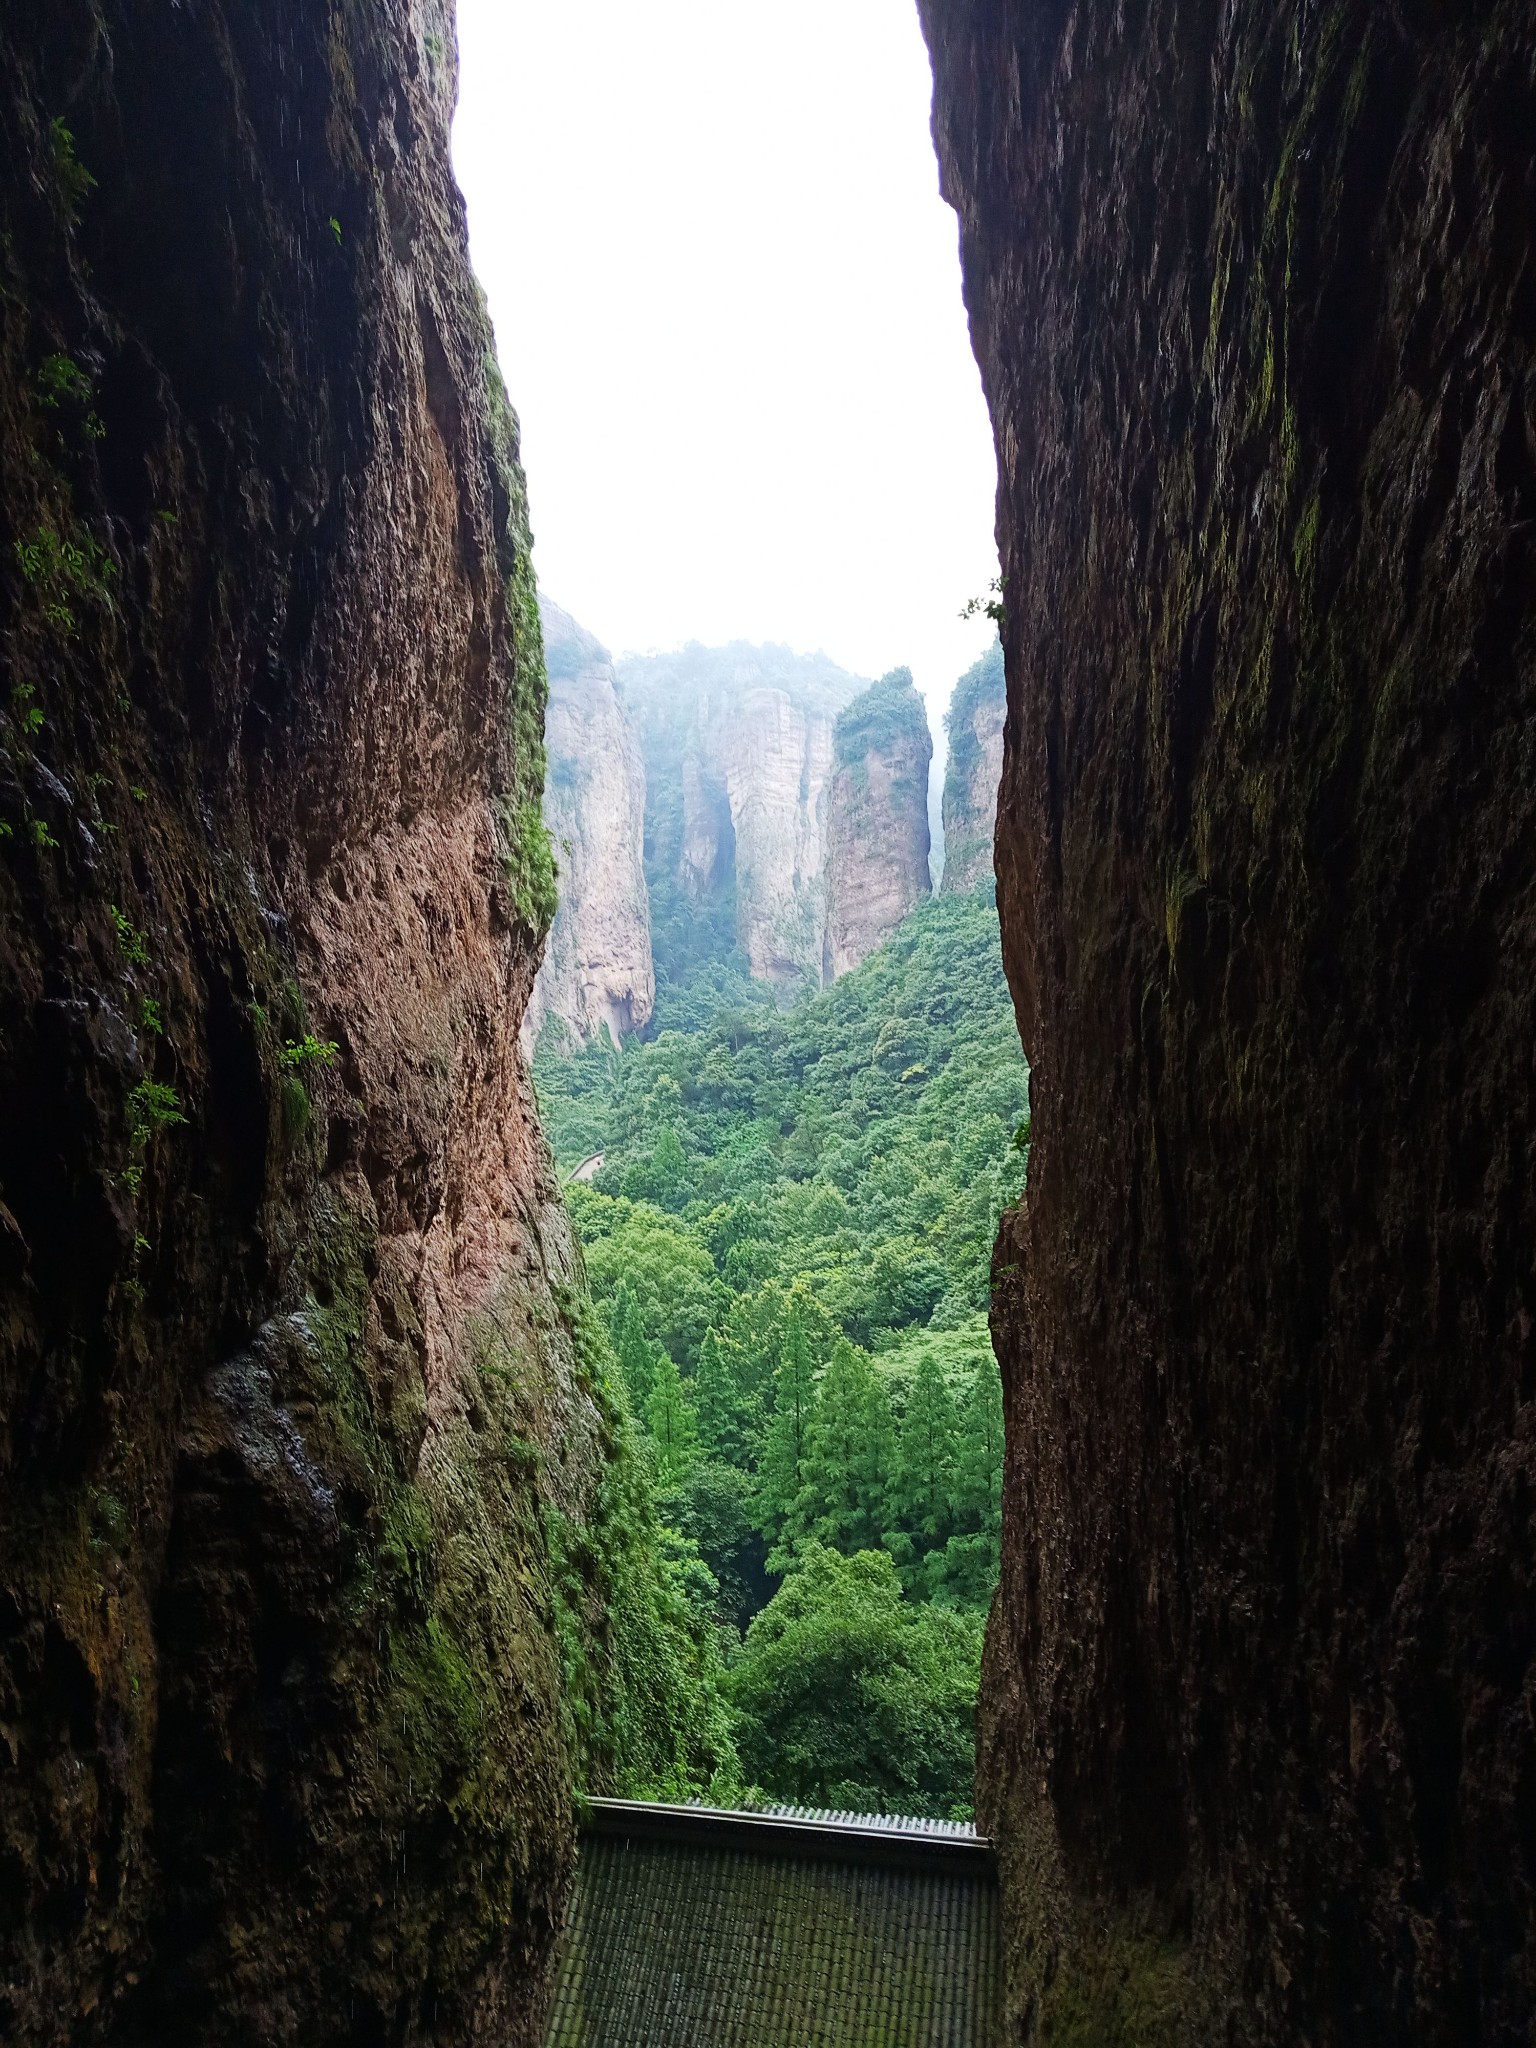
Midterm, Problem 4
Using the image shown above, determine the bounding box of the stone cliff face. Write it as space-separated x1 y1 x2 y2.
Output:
523 600 653 1049
822 671 933 981
0 5 602 2042
701 684 836 986
620 644 865 995
940 641 1004 895
920 2 1536 2042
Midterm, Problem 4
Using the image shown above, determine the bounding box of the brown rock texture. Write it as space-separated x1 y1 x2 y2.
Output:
0 2 604 2041
940 639 1005 895
823 670 933 982
919 1 1536 2042
523 599 654 1049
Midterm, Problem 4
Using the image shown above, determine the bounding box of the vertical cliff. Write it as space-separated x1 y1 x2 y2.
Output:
620 643 865 1003
920 2 1536 2042
0 4 603 2041
822 670 933 982
707 685 836 986
940 640 1004 896
523 600 653 1050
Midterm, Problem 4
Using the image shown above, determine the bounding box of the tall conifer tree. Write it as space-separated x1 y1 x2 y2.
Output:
953 1349 1003 1537
609 1281 659 1414
646 1351 698 1487
788 1339 893 1556
694 1327 751 1464
889 1351 959 1572
932 1348 1005 1605
756 1292 820 1553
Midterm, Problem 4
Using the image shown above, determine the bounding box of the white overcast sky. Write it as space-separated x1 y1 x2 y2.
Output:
451 0 1000 730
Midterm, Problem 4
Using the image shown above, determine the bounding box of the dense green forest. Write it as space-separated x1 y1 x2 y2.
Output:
535 885 1027 1816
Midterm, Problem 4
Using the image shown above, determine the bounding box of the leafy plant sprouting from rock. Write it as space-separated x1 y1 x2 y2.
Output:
48 115 95 223
959 576 1005 628
13 521 116 635
278 1031 339 1071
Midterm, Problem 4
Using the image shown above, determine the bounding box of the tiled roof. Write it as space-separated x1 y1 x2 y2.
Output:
729 1802 984 1840
543 1801 1002 2047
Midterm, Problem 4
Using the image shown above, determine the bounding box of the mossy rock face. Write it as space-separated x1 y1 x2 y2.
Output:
148 1179 588 2042
0 3 597 2040
923 0 1536 2042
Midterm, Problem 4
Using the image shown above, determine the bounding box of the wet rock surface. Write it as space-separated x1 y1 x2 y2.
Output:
919 1 1536 2041
0 2 600 2040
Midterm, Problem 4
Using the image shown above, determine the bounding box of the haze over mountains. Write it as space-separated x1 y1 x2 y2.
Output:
522 603 655 1049
527 598 1006 1047
938 642 1005 898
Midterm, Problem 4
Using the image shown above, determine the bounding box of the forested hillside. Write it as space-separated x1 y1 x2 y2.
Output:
533 885 1027 1816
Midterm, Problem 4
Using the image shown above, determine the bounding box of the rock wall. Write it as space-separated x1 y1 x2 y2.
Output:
822 670 933 980
0 4 602 2041
620 643 865 994
920 2 1536 2042
940 640 1004 895
705 685 836 986
524 600 653 1048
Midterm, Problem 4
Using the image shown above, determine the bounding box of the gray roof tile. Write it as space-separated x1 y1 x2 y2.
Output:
544 1805 1002 2046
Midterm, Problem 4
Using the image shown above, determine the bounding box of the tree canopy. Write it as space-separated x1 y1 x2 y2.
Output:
728 1544 983 1817
534 885 1026 1813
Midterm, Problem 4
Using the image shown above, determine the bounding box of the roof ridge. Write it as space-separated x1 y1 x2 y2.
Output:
579 1797 996 1875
